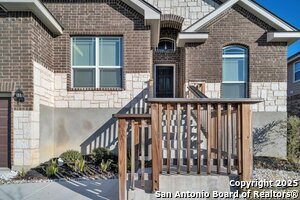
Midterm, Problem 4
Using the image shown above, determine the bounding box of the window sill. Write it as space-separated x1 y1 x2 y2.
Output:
68 87 125 91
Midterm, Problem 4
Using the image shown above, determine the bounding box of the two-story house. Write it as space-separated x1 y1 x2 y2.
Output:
288 52 300 116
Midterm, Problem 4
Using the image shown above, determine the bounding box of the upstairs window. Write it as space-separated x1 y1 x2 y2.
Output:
156 38 175 52
222 46 248 98
72 37 123 88
294 62 300 82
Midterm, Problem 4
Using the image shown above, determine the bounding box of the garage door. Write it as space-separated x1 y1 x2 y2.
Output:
0 98 11 168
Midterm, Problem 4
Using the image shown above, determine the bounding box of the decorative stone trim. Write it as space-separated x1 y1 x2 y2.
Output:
161 14 184 30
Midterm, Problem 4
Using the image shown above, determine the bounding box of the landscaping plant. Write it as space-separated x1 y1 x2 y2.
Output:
100 159 112 172
60 150 83 164
287 116 300 164
46 159 58 178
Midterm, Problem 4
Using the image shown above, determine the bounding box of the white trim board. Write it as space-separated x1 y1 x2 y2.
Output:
267 32 300 45
177 33 209 47
0 0 63 35
184 0 297 32
154 64 176 98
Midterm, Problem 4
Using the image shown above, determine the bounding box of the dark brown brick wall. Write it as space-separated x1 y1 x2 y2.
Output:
153 28 184 97
185 5 287 85
0 10 54 111
42 0 151 78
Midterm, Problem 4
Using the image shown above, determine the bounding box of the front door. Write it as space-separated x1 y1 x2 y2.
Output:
0 98 11 168
155 66 174 98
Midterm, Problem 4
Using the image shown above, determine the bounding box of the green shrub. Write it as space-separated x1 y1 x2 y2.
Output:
92 147 115 164
46 159 58 178
287 116 300 164
60 150 83 164
100 159 112 172
19 167 26 178
74 158 86 172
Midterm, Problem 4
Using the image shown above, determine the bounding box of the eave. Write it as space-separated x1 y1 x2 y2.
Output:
267 32 300 45
177 33 209 47
0 0 63 36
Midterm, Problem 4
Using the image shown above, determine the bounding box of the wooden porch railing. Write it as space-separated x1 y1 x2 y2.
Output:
114 98 262 200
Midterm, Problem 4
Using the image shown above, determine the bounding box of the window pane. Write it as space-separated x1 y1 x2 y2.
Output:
73 68 95 87
100 38 122 66
295 62 300 72
72 38 95 66
222 83 246 98
157 39 175 52
223 58 246 81
100 68 122 87
223 46 246 55
295 71 300 81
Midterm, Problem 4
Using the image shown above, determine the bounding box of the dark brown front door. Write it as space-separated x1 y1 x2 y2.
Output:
0 98 11 168
156 66 174 98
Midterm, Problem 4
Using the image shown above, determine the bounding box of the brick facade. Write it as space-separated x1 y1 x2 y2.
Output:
185 5 287 87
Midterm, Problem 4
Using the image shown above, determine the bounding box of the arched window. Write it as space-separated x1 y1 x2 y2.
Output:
156 38 175 52
222 45 248 98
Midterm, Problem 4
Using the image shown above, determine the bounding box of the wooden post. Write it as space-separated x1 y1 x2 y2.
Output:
141 120 146 188
131 120 135 189
227 104 232 174
166 104 171 174
158 104 163 173
197 104 201 174
134 122 139 173
177 103 181 174
186 103 191 173
217 104 222 174
207 104 211 175
118 119 127 200
151 103 160 192
241 104 252 181
237 104 242 175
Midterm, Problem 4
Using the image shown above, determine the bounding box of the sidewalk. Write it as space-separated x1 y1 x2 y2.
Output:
0 179 118 200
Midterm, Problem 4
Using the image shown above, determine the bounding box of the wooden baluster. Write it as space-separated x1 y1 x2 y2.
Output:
227 104 232 174
197 104 201 174
187 103 191 174
237 104 242 175
217 104 222 174
241 104 252 181
134 122 139 172
177 103 181 174
207 104 211 175
131 120 135 189
167 104 171 174
151 103 159 192
158 104 163 173
118 119 127 200
141 119 146 188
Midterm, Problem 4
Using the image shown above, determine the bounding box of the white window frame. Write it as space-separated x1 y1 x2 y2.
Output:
293 61 300 83
71 36 123 88
222 46 248 98
156 38 176 52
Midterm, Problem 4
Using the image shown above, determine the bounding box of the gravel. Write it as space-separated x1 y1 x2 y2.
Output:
253 168 300 181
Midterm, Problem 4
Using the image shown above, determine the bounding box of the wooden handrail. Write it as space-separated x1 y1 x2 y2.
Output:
147 98 263 104
115 99 260 199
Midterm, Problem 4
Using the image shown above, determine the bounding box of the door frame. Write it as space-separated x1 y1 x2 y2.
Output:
0 94 12 169
154 64 176 98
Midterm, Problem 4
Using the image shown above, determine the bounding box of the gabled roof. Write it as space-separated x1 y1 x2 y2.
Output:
184 0 298 32
0 0 63 35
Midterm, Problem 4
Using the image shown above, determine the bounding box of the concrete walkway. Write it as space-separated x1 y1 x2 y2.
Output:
0 179 118 200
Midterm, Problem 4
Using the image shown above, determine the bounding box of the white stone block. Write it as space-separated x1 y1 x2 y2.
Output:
69 101 81 108
14 139 30 149
55 101 68 108
81 101 91 108
74 93 84 100
279 82 287 90
84 92 94 100
274 91 286 97
14 151 24 166
94 94 108 101
278 106 286 112
265 106 277 112
271 83 279 90
133 82 143 89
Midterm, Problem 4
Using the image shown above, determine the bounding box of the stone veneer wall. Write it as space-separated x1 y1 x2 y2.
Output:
144 0 219 29
250 82 287 112
13 61 150 167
